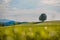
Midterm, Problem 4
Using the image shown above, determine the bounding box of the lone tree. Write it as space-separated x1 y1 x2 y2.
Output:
39 13 47 22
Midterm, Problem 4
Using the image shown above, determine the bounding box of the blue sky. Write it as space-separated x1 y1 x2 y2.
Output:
0 0 60 22
9 0 39 9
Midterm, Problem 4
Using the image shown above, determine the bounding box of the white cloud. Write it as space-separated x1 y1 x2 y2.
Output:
41 0 58 5
2 0 10 4
37 0 60 7
0 0 11 18
4 0 10 3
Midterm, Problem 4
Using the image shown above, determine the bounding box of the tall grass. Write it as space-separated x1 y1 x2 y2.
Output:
0 21 60 40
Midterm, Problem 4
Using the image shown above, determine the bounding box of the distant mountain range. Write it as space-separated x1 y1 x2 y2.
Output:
0 19 28 26
0 19 15 26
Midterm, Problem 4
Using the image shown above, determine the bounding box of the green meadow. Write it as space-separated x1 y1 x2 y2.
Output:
0 21 60 40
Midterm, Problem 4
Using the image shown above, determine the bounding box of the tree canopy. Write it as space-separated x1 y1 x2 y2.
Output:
39 13 47 22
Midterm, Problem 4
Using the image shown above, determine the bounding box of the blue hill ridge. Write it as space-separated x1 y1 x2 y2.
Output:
0 19 15 26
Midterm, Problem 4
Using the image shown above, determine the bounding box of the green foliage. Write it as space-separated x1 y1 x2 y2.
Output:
39 13 47 22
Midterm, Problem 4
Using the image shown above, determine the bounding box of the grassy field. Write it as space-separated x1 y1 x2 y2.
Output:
0 21 60 40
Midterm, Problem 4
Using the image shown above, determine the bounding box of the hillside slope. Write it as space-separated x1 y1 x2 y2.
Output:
0 21 60 40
